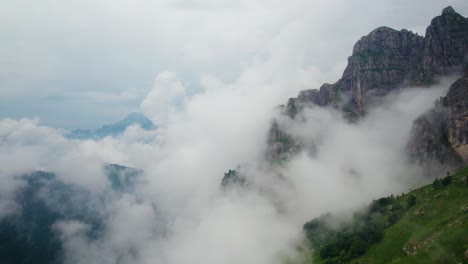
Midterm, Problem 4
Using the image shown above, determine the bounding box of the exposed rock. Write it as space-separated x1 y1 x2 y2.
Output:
445 76 468 162
265 120 301 162
285 82 342 119
407 76 468 170
284 7 468 118
422 6 468 81
341 27 424 114
270 6 468 163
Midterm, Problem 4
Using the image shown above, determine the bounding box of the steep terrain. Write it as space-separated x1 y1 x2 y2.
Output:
302 167 468 264
267 6 468 163
407 75 468 170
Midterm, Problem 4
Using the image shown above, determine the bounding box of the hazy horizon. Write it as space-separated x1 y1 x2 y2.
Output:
1 0 468 128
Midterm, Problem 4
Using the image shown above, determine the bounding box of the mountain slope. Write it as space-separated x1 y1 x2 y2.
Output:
303 167 468 264
354 168 468 264
267 6 468 163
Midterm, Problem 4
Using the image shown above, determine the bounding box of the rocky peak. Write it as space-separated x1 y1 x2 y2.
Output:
281 6 468 119
341 27 424 114
442 6 456 16
268 6 468 163
422 6 468 80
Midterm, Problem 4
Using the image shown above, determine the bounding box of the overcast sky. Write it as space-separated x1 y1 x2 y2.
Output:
1 0 467 129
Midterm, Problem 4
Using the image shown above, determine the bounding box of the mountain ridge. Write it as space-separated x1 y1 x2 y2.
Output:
67 112 156 140
267 6 468 164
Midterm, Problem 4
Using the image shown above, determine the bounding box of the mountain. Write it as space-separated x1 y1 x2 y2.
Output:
67 112 156 140
0 165 143 264
301 167 468 264
267 6 468 163
407 75 468 172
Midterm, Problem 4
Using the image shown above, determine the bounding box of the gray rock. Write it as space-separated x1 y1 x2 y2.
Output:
268 6 468 163
407 75 468 170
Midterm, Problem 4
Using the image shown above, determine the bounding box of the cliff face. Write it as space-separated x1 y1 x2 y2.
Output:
422 7 468 81
268 6 468 163
407 75 468 169
406 99 461 170
341 27 424 114
445 76 468 162
266 121 301 162
285 27 425 121
285 6 468 119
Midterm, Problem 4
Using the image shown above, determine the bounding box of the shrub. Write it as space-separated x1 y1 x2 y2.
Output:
407 195 417 208
432 178 443 190
442 175 453 186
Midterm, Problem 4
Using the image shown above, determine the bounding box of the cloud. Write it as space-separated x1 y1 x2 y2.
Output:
0 70 457 264
1 0 467 127
140 71 187 125
0 1 468 264
266 82 451 222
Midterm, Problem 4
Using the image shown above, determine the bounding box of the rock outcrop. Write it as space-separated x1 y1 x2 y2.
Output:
341 27 424 114
422 6 468 81
407 75 468 169
266 120 301 162
267 6 468 163
284 6 468 119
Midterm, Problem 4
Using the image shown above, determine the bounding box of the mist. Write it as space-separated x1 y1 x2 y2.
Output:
1 1 466 262
0 67 453 263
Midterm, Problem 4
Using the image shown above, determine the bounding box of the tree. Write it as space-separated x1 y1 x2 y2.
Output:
442 175 453 186
432 178 443 190
407 195 417 208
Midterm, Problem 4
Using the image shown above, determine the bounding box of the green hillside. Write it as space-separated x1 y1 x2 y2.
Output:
302 167 468 264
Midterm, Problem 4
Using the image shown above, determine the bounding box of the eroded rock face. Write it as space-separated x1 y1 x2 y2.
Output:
266 121 301 162
422 6 468 81
341 27 424 114
406 100 461 169
283 6 468 118
268 6 468 163
407 75 468 169
445 76 468 162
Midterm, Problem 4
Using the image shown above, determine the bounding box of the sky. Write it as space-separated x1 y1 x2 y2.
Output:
0 2 467 263
1 0 468 129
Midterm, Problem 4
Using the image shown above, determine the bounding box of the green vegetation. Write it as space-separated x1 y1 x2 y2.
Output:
301 167 468 264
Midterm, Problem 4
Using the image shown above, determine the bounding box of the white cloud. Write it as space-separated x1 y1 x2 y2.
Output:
140 71 186 125
1 0 467 127
0 1 467 264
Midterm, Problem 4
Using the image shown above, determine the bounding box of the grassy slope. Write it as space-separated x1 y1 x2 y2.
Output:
353 168 468 264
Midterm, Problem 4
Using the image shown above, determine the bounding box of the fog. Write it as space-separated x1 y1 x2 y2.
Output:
0 66 453 263
1 1 465 262
2 0 467 127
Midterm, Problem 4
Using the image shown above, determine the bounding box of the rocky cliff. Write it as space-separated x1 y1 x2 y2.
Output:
407 75 468 170
267 6 468 163
422 7 468 81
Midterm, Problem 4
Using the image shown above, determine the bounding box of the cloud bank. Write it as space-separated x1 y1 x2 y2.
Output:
1 0 467 127
1 1 466 263
0 64 453 264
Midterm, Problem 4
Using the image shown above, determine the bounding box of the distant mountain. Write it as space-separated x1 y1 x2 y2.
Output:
67 112 156 140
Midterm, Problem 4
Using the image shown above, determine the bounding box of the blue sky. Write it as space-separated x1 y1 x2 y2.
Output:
1 0 467 129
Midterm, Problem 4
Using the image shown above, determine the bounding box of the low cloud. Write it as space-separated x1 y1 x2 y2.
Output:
0 1 466 262
0 70 455 264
